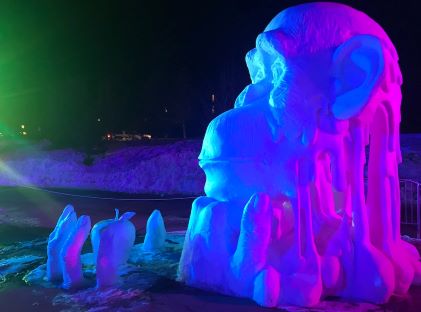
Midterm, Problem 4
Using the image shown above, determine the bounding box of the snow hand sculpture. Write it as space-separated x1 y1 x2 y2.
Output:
91 209 136 288
179 2 421 308
47 205 77 281
47 206 138 290
47 205 91 289
61 215 91 289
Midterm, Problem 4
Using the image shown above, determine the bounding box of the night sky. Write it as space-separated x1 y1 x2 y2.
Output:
0 0 420 145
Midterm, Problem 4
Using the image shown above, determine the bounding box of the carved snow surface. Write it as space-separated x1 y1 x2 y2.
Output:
46 206 137 289
179 2 421 308
61 215 91 289
21 232 186 311
91 209 136 288
46 205 91 289
143 209 167 251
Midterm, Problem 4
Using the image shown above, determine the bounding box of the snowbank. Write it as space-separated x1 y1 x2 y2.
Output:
0 140 205 195
0 135 419 195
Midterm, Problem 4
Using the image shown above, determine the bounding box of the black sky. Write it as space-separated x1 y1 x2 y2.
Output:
0 0 420 144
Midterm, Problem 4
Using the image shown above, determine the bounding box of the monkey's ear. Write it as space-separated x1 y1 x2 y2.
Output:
331 34 385 120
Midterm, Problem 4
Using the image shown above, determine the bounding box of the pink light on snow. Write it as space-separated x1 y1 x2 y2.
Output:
178 2 421 308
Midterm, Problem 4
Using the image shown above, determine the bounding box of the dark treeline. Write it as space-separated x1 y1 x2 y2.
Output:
0 0 419 149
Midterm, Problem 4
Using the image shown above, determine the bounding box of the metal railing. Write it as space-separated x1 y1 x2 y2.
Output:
400 179 421 239
363 178 420 239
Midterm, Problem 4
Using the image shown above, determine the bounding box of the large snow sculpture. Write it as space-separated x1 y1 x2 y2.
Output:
179 2 421 307
91 209 136 288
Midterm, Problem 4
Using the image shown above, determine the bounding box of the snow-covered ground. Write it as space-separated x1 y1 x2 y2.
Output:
0 135 419 196
0 230 395 312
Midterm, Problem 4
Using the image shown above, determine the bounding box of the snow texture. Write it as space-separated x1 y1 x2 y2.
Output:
61 215 91 289
22 232 185 311
143 209 167 251
46 205 91 289
4 232 391 312
46 205 137 289
0 231 412 311
47 204 78 281
0 255 43 283
0 140 204 195
0 138 419 196
91 209 136 288
179 2 421 308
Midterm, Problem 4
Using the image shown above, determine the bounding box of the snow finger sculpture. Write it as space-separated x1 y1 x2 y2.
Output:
47 205 77 281
143 209 167 251
46 205 91 289
61 215 91 289
91 209 136 288
179 2 421 308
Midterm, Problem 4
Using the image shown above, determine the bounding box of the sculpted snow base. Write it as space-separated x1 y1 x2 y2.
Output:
178 2 421 307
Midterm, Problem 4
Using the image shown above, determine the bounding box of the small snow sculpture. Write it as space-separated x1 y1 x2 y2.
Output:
47 205 77 281
61 215 91 289
47 205 91 289
91 209 136 288
143 209 167 251
179 2 421 308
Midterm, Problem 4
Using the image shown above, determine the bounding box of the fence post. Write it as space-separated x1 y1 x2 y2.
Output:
417 182 421 239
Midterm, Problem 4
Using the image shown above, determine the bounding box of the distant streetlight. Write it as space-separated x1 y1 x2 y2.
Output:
97 118 101 122
20 124 25 129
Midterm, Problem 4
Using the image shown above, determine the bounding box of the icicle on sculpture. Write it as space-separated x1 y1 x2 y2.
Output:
143 209 167 251
91 209 136 288
46 204 91 289
179 2 421 307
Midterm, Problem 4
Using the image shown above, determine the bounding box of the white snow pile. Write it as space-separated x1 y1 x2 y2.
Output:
0 140 205 195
